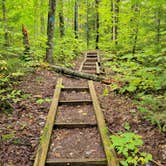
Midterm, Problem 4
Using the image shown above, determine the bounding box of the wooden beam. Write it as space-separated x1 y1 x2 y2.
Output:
54 122 97 129
88 81 119 166
45 158 107 166
79 53 87 72
33 78 63 166
96 62 100 75
59 99 92 105
62 87 89 91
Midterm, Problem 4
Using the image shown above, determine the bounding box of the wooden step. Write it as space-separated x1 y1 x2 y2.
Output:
82 66 96 70
62 87 89 91
84 63 96 66
87 55 98 58
82 70 96 74
86 58 98 62
59 99 92 105
54 122 97 129
45 158 107 166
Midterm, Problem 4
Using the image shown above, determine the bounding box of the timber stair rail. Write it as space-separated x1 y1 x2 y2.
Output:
88 80 119 166
80 51 101 75
33 78 63 166
33 51 119 166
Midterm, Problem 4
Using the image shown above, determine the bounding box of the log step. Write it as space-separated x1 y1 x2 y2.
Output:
54 122 97 129
45 158 107 166
59 100 93 105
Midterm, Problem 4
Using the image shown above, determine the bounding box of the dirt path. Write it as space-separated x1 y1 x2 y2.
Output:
0 51 165 166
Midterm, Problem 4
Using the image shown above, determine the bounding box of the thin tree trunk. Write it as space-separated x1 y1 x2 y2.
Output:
156 9 161 52
95 0 99 49
59 0 65 37
45 0 56 64
40 0 45 34
74 0 78 39
2 0 8 46
111 0 120 45
22 24 30 54
132 3 139 56
34 0 39 39
86 0 89 48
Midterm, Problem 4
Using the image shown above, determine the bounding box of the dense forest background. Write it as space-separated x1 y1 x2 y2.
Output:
0 0 166 130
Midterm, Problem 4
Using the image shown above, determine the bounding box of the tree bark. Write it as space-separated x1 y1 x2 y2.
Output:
131 3 140 56
86 0 90 48
156 9 161 52
95 0 99 49
59 0 65 37
45 0 56 64
74 0 79 39
111 0 120 45
50 65 104 81
40 0 45 34
2 0 8 46
22 24 30 54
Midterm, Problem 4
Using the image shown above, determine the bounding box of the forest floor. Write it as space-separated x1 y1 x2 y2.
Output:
0 54 166 166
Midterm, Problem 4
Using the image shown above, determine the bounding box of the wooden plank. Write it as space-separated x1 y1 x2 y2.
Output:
88 81 119 166
62 87 89 91
96 62 100 75
46 158 107 166
59 99 92 105
79 53 87 72
82 66 96 70
54 122 97 129
33 78 63 166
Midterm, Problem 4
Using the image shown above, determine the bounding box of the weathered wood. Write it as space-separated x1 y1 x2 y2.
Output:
33 78 63 166
62 87 89 91
96 62 100 75
83 66 96 70
79 53 87 72
54 122 97 129
46 158 107 166
59 99 92 105
88 81 119 166
50 65 104 81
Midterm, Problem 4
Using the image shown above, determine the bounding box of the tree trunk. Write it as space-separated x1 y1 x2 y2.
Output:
22 24 30 54
34 0 39 39
86 0 89 48
59 0 65 37
40 0 45 34
156 9 161 52
111 0 120 45
2 0 8 46
45 0 56 64
95 0 99 49
131 3 139 56
74 0 79 39
50 65 104 81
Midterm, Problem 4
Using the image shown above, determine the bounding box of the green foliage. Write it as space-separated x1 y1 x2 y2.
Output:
111 132 152 166
136 94 166 132
36 97 52 105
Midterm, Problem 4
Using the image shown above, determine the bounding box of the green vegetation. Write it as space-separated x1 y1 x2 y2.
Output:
111 132 152 166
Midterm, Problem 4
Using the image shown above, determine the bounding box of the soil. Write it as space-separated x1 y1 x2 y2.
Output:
60 91 91 101
0 55 165 166
47 128 105 159
0 69 59 166
94 82 166 165
56 104 96 123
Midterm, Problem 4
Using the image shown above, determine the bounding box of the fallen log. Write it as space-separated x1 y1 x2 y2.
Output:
49 65 105 81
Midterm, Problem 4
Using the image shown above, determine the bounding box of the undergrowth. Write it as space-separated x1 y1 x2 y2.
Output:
104 48 166 132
